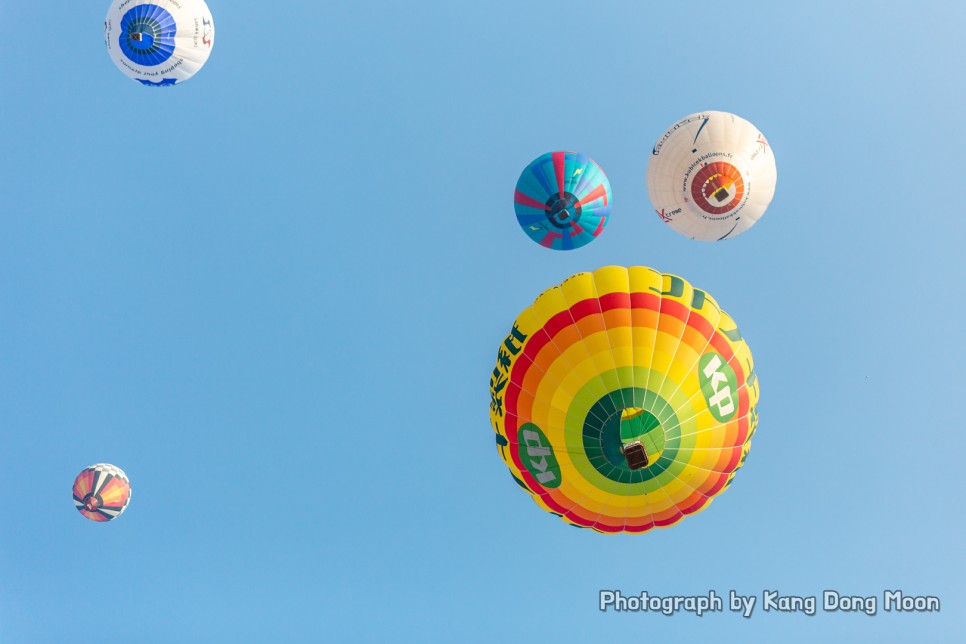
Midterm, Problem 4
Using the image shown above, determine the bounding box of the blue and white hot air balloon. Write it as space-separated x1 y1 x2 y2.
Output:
105 0 215 86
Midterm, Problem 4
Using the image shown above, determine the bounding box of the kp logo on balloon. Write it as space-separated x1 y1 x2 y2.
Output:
517 423 561 488
699 353 738 421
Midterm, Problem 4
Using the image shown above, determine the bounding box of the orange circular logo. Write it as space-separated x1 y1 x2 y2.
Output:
691 161 744 215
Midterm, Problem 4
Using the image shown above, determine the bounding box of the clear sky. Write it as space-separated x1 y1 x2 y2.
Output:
1 1 963 641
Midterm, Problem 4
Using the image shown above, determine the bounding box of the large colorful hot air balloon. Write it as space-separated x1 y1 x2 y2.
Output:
514 151 611 250
73 464 132 522
488 266 758 533
646 111 776 241
105 0 215 86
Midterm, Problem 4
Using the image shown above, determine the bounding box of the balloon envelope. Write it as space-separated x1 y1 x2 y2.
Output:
514 151 611 250
105 0 215 86
488 266 758 533
73 463 132 522
646 111 776 241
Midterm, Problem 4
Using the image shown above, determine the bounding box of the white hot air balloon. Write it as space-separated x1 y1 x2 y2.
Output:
104 0 215 86
646 111 777 241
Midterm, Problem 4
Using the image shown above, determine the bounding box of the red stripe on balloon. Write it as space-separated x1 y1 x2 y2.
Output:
539 231 560 247
552 151 566 197
592 215 607 237
580 183 609 206
513 189 547 210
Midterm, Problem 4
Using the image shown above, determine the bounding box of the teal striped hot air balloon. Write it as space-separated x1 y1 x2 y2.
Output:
514 151 612 250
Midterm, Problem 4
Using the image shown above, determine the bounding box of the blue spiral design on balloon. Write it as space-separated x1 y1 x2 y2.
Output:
118 4 177 67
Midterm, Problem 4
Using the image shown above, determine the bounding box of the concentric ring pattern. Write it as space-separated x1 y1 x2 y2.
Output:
118 4 177 66
72 463 132 523
514 151 611 250
488 266 759 534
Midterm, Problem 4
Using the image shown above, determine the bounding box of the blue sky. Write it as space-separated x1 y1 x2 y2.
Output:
1 0 963 641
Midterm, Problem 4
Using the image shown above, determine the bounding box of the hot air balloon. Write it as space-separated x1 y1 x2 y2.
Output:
105 0 215 86
514 151 611 250
646 111 776 241
488 266 758 533
73 464 132 522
